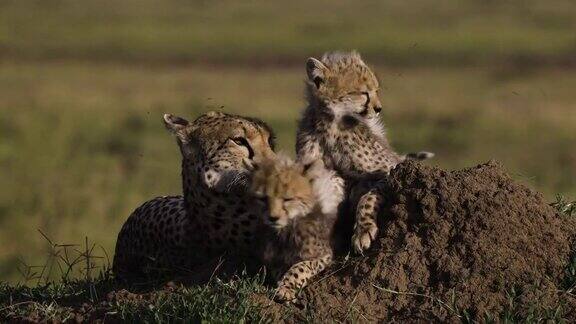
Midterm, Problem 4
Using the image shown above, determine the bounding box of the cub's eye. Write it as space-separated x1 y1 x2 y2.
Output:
346 92 369 105
283 198 295 202
362 92 370 106
267 135 276 150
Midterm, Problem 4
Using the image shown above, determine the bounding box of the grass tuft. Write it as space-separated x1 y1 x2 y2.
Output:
551 194 576 217
0 232 273 322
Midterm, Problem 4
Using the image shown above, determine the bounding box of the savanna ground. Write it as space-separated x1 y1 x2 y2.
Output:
0 0 575 321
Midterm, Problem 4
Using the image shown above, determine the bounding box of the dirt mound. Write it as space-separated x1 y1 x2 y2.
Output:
295 161 576 322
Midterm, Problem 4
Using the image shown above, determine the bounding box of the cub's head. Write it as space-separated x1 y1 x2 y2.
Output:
250 156 315 230
164 111 276 193
306 51 382 119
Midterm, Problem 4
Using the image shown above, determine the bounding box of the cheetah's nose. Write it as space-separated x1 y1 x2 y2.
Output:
374 106 382 114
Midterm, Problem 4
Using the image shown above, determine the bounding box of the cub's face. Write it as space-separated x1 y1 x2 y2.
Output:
164 111 277 193
251 159 315 230
306 51 382 119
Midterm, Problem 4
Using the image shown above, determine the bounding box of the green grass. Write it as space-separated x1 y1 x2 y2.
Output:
1 0 576 66
0 232 274 323
0 272 272 323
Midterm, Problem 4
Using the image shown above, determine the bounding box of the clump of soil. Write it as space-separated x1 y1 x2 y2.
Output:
294 161 576 322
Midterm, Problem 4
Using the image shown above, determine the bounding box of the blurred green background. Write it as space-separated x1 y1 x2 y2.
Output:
0 0 575 282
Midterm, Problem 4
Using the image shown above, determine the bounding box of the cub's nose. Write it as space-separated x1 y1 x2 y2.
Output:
374 106 382 114
267 215 280 223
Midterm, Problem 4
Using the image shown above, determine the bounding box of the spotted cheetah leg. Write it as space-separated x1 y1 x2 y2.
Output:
274 254 332 303
351 187 382 254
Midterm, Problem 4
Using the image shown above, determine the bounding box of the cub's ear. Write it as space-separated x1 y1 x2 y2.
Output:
163 113 191 143
205 110 225 118
306 57 329 89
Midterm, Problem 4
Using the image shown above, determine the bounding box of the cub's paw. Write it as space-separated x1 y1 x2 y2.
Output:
274 285 297 303
352 221 378 254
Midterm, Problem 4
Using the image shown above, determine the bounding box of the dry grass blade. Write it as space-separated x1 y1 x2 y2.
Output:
371 284 461 318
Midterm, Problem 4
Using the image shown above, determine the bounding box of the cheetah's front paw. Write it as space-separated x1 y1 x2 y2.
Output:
274 285 297 303
352 221 378 254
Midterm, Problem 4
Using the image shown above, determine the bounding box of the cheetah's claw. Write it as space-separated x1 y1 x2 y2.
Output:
352 222 378 254
274 285 297 303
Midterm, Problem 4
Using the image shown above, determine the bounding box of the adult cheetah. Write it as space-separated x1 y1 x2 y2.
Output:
113 111 276 278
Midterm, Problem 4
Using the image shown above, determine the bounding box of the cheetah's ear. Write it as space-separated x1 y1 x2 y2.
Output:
163 113 192 143
306 57 329 89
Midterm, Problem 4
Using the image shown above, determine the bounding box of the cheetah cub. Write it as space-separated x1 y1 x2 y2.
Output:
296 51 433 254
297 50 433 175
251 156 344 302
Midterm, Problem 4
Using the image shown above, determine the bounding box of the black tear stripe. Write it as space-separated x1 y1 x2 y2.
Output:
362 91 370 108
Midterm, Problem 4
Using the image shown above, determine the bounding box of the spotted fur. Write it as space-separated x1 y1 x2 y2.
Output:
251 157 343 302
296 51 433 254
113 111 277 278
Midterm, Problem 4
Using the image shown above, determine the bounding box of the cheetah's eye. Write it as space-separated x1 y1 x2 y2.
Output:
232 137 247 146
230 137 255 159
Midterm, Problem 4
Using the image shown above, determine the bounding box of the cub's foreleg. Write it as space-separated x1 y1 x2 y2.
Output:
350 180 387 254
274 254 333 302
